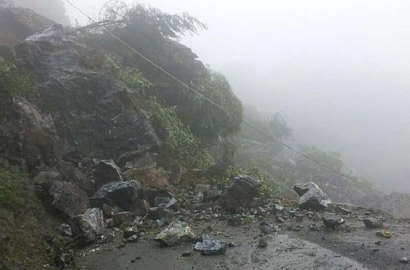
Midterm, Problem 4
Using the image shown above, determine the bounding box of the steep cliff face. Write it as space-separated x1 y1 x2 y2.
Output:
14 25 161 162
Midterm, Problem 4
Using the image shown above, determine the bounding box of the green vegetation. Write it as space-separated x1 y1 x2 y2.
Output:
0 168 25 208
0 63 33 104
85 2 243 145
148 97 215 168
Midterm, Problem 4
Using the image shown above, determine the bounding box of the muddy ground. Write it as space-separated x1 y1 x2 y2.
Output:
72 204 410 270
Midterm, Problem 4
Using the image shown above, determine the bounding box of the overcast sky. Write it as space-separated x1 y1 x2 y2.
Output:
66 0 410 192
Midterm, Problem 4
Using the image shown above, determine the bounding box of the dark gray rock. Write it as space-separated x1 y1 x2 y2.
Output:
194 184 211 194
154 221 196 246
294 182 331 211
90 180 142 210
48 181 89 218
221 175 261 211
56 223 73 237
72 208 104 245
112 211 137 227
258 239 268 248
123 226 139 239
194 234 227 255
35 174 89 218
227 214 243 226
399 257 409 264
322 214 345 229
260 221 279 234
363 218 384 229
204 189 222 201
15 26 160 161
92 160 123 189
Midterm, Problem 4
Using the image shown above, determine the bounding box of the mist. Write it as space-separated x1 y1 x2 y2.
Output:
64 0 410 192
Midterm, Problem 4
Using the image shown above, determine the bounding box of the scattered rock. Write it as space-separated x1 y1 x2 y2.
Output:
227 214 243 226
92 160 123 189
123 226 139 239
363 218 384 229
376 230 391 239
90 180 142 210
221 175 261 212
181 250 193 257
72 208 104 245
154 221 196 246
258 239 268 248
322 214 345 229
124 167 169 189
112 211 137 227
204 189 222 201
194 234 227 255
399 257 409 264
57 223 73 237
294 182 331 211
195 184 211 194
260 221 279 234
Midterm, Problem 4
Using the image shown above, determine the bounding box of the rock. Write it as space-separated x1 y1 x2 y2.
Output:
376 230 391 239
294 182 331 211
221 175 261 211
70 167 95 196
399 257 409 264
181 250 193 257
112 211 137 227
143 188 174 206
0 97 62 172
154 197 178 211
148 207 173 221
124 167 169 189
272 204 286 217
260 222 279 234
335 206 351 215
195 184 211 194
126 234 139 243
204 189 222 202
123 226 139 239
123 152 157 170
16 25 160 164
322 214 345 229
130 199 149 216
363 218 384 229
56 223 73 237
227 214 243 226
194 234 227 255
49 181 89 218
90 180 142 210
72 208 104 245
258 239 268 248
92 160 123 189
35 174 89 218
154 221 196 246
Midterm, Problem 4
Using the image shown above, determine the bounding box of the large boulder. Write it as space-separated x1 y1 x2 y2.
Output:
72 208 104 245
90 180 142 211
221 175 261 211
47 181 89 218
154 221 196 246
35 172 89 218
91 160 122 190
15 25 161 161
294 182 331 211
0 97 61 172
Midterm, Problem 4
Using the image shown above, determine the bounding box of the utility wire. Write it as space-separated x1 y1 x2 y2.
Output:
64 0 410 209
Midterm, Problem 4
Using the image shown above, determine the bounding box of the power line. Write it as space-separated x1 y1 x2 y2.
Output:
64 0 410 209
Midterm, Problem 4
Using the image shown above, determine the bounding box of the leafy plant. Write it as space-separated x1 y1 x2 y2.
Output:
147 97 215 168
0 63 33 104
0 168 25 208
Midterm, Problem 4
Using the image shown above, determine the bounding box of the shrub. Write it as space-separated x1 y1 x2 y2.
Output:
0 168 25 208
0 63 33 103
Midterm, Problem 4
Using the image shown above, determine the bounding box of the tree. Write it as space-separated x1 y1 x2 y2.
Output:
10 0 70 25
84 1 242 144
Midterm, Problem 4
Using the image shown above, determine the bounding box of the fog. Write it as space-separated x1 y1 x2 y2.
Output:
65 0 410 192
